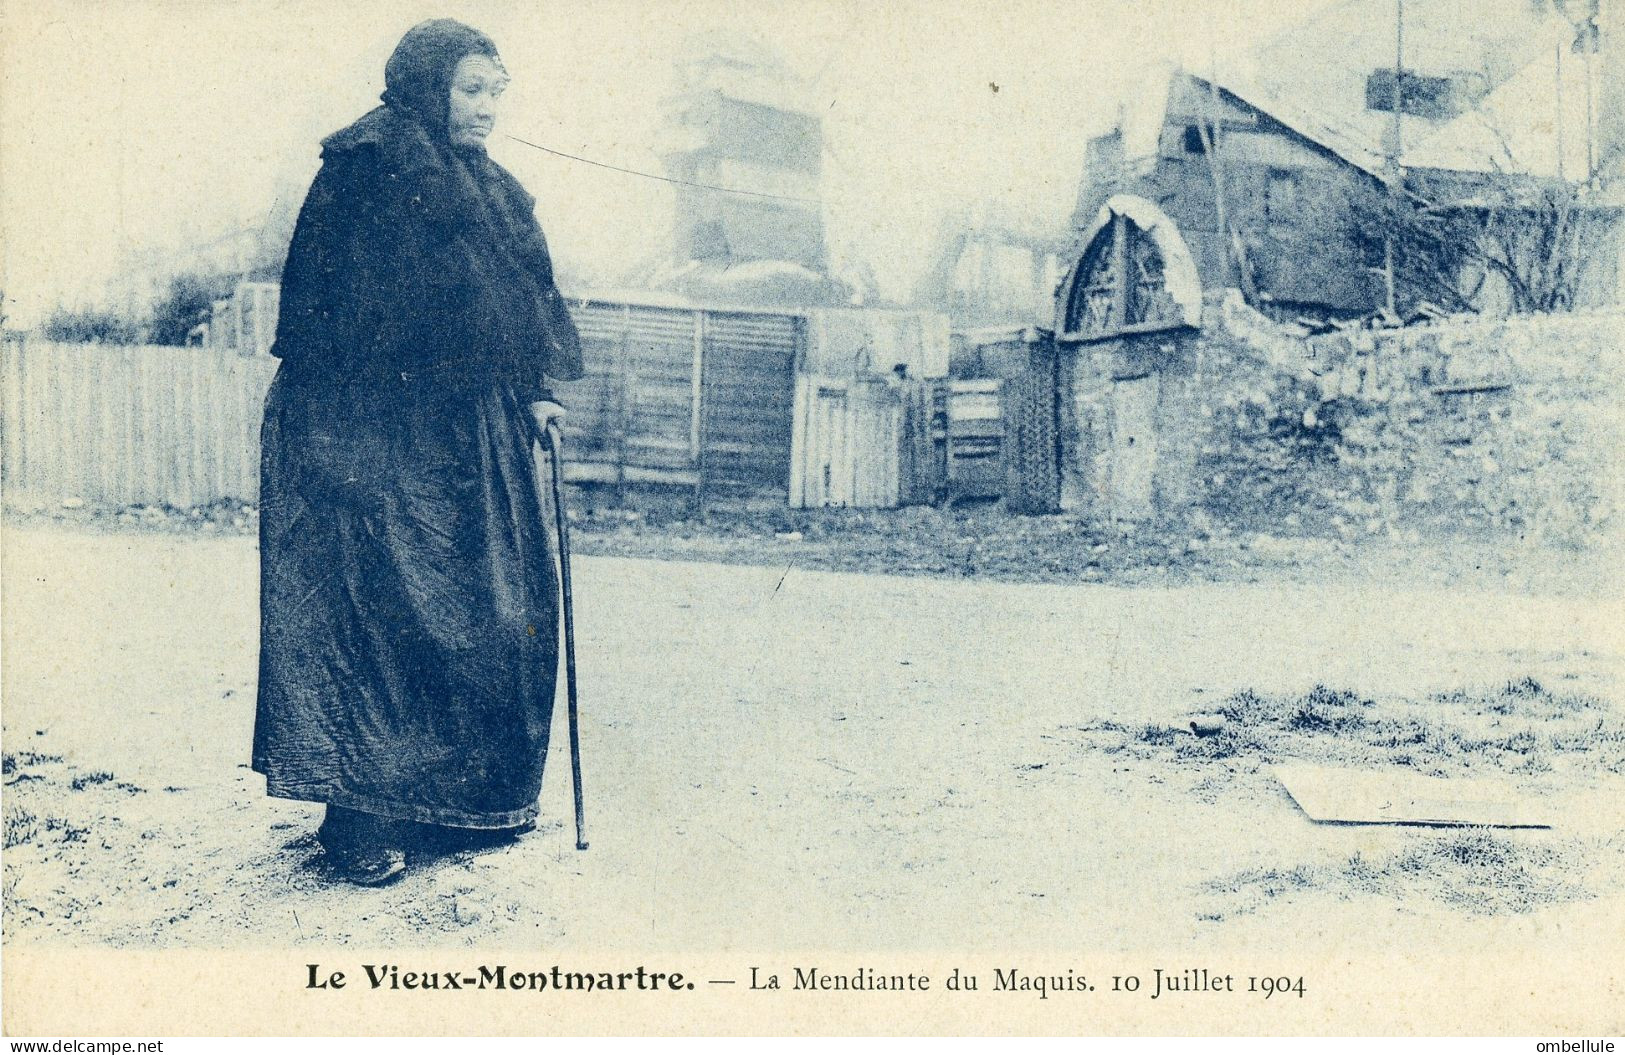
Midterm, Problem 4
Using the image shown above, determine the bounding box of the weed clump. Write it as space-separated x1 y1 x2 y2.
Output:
1137 724 1183 746
41 816 91 843
1204 828 1602 919
4 807 40 848
1075 676 1624 778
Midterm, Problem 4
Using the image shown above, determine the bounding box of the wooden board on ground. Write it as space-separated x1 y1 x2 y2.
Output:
1274 764 1553 829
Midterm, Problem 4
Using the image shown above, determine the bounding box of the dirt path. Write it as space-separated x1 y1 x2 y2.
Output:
3 524 1622 954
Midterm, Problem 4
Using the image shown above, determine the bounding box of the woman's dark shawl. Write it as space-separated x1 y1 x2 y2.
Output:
272 81 583 394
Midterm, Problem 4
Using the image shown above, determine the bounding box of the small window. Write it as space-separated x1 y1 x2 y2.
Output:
1183 124 1208 154
1365 69 1461 119
1265 169 1300 224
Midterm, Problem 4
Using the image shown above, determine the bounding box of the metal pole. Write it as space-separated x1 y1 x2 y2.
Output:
1556 39 1567 182
1390 0 1404 172
1383 0 1404 319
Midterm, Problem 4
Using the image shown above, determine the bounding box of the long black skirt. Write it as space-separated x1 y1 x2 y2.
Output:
252 368 559 829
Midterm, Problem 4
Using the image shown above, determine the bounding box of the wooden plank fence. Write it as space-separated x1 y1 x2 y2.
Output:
789 374 904 508
553 300 803 503
2 338 275 508
4 299 954 513
942 378 1003 503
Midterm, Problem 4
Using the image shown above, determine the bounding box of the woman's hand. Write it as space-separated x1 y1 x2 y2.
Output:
528 399 566 437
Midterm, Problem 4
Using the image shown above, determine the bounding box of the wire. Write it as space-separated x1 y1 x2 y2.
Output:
504 134 826 206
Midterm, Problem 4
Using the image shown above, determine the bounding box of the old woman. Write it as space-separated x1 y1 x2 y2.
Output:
253 19 583 884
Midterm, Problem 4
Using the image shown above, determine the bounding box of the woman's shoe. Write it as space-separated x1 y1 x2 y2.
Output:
316 806 407 885
336 846 407 886
422 819 534 853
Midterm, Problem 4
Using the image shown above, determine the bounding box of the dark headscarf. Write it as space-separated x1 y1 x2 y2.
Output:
281 19 583 386
381 19 501 133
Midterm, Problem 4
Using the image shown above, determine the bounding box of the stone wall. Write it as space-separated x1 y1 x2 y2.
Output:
1188 295 1624 549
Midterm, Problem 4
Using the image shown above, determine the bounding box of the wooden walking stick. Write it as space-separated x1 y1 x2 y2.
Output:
539 420 587 851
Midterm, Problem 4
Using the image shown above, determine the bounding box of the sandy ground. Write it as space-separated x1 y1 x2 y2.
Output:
3 522 1623 956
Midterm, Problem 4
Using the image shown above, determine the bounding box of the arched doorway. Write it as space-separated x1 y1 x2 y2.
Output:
1057 195 1202 341
1053 196 1202 522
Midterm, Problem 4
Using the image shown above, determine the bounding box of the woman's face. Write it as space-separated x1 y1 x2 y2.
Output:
447 54 508 148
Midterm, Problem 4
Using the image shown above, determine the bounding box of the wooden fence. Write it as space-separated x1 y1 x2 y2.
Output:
787 375 984 509
790 374 904 508
2 321 796 511
949 326 1063 513
2 337 275 508
3 299 958 513
942 378 1004 503
204 281 280 358
553 300 803 503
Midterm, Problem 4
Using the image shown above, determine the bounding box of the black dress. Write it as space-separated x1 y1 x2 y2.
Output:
251 101 583 830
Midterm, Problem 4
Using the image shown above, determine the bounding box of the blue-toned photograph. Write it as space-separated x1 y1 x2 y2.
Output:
2 0 1622 1040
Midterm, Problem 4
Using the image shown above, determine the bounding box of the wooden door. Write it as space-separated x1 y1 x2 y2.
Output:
1110 374 1158 521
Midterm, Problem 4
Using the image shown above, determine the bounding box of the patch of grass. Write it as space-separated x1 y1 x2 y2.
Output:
1072 677 1625 778
1218 689 1289 726
4 751 66 770
1207 862 1324 900
1287 686 1375 734
1205 828 1606 919
4 806 39 848
1175 724 1266 760
565 500 1306 587
41 816 91 843
1438 679 1600 720
1386 829 1594 915
1504 675 1546 698
1549 720 1625 768
1136 723 1184 746
69 771 115 791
